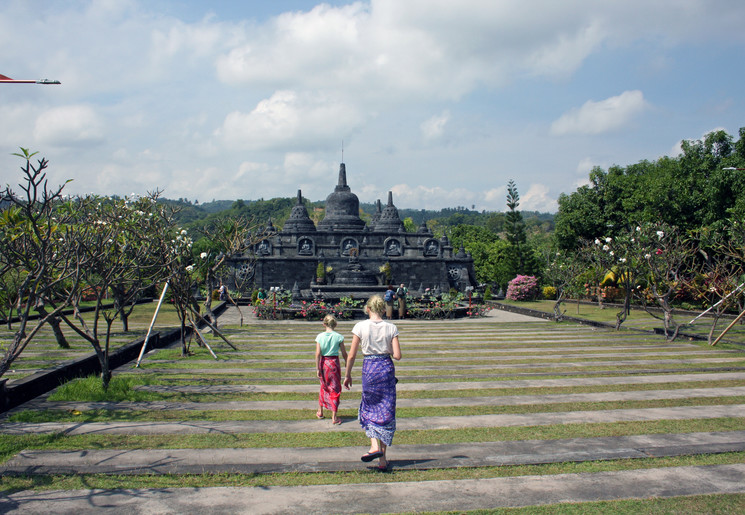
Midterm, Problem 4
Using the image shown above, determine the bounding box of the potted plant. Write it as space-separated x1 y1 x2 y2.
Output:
316 262 326 284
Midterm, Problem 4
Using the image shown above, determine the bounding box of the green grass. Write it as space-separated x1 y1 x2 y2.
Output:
5 310 745 509
497 300 745 347
9 396 745 424
2 451 745 497
3 418 744 465
42 374 745 403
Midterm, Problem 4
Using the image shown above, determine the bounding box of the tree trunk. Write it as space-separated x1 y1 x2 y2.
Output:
48 316 70 348
180 319 188 356
100 365 111 391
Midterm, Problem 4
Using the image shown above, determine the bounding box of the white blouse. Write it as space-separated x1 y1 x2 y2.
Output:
352 319 399 356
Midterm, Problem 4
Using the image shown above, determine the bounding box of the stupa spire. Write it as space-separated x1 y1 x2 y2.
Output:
336 163 349 190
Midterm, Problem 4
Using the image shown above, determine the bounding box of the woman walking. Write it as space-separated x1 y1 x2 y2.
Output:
344 295 402 470
315 314 347 425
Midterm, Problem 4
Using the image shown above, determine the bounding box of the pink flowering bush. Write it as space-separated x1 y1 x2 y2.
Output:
506 275 539 301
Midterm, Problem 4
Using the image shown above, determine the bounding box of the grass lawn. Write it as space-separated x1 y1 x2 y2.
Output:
497 299 745 347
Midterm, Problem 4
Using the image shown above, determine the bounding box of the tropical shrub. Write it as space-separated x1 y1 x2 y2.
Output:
542 285 557 300
506 275 539 301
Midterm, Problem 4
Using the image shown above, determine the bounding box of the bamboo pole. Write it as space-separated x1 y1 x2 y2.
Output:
135 282 169 367
711 308 745 346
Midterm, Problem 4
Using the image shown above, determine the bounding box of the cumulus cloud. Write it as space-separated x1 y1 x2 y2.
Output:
33 105 105 147
217 90 362 151
214 1 624 101
520 183 557 212
420 111 450 141
1 0 742 208
550 90 649 136
388 183 478 210
573 157 602 188
484 187 507 205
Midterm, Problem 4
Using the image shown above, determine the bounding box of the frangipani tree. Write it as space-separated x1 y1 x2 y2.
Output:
586 228 646 330
0 149 93 379
544 249 585 321
638 224 696 340
54 193 173 389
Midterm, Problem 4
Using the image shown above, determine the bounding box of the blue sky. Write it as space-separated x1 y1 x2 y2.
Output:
1 0 744 212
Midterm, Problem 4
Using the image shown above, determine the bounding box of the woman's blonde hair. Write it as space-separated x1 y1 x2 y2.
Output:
323 314 337 329
365 295 386 316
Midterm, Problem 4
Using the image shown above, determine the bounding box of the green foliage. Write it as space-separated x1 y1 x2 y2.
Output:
448 225 512 287
403 216 417 232
556 128 745 250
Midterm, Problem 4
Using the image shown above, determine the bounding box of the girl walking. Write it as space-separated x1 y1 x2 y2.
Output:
315 314 347 424
344 295 402 470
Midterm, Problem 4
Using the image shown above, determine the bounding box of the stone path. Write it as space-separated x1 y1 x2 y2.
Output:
4 431 745 475
2 306 745 514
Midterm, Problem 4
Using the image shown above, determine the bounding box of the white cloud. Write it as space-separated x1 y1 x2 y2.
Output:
520 183 557 212
383 182 558 213
573 157 599 187
1 0 743 211
420 111 450 141
550 90 648 136
484 187 507 205
388 183 478 210
217 90 362 151
33 105 105 147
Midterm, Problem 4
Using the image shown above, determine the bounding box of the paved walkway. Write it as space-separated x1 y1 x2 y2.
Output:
3 309 745 513
3 464 745 514
4 431 745 475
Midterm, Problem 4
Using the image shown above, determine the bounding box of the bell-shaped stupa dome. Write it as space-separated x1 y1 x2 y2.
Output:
318 163 366 231
283 190 316 232
373 191 404 232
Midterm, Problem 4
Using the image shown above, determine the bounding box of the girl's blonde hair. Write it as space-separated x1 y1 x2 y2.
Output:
365 295 386 316
323 314 337 329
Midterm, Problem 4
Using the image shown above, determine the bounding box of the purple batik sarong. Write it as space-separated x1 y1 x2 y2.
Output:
359 354 397 446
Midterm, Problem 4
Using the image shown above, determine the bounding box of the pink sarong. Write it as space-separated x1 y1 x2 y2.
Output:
319 356 341 411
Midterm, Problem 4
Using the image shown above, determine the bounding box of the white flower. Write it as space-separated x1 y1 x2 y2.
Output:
619 257 626 263
603 245 610 251
185 265 194 272
636 226 641 232
656 230 664 239
180 229 187 236
200 252 208 259
645 253 651 259
594 239 600 245
605 237 612 243
609 251 614 256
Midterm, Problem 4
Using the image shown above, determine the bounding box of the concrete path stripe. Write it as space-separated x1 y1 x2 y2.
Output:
3 431 743 476
4 463 745 514
3 404 744 435
18 386 745 413
131 353 729 367
122 367 745 382
117 361 745 375
132 357 745 368
184 345 707 355
119 367 745 382
130 371 745 393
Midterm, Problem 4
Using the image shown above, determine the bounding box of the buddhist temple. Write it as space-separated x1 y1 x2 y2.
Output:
227 163 476 299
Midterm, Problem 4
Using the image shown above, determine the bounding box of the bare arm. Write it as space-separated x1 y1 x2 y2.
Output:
343 335 360 389
339 341 348 362
315 341 322 378
391 336 401 360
